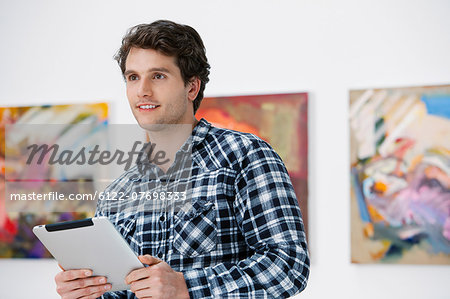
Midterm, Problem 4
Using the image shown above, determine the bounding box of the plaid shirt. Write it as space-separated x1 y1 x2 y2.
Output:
96 118 309 298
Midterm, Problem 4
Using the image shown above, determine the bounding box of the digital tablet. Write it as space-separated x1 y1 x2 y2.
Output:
33 216 144 292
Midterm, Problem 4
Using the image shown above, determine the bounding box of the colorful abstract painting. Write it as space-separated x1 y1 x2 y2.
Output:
0 103 108 258
350 85 450 264
196 93 309 236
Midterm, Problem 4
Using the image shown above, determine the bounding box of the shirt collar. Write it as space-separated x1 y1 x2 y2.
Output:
129 118 211 181
191 118 211 148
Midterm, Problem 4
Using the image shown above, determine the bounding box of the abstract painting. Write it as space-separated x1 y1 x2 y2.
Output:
350 85 450 264
0 103 108 258
196 93 309 236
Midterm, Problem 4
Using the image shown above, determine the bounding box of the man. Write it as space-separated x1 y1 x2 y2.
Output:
54 20 309 299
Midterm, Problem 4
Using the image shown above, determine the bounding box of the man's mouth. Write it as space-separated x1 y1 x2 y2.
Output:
138 104 160 110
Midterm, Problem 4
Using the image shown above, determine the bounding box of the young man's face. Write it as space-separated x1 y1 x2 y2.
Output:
124 47 198 130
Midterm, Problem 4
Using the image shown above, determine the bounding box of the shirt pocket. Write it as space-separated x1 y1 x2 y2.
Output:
173 201 218 257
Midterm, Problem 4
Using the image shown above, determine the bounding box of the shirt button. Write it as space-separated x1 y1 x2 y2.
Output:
129 174 140 182
159 215 165 221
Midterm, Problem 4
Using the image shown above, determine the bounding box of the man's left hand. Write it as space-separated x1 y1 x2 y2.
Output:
125 255 190 299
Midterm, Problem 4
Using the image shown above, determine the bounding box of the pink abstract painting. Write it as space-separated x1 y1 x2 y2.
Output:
350 85 450 264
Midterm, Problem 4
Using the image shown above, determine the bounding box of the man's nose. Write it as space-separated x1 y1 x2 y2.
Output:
137 78 153 98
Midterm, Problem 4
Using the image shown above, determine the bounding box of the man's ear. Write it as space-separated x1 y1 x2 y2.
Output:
187 77 201 102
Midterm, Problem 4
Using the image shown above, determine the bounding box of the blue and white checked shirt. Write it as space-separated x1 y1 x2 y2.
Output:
96 118 309 298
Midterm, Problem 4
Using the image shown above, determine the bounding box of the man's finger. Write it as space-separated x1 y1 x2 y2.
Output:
130 278 151 293
61 269 93 281
67 276 108 290
138 254 161 266
125 267 150 285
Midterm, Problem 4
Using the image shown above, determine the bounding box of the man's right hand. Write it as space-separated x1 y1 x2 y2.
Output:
54 268 111 299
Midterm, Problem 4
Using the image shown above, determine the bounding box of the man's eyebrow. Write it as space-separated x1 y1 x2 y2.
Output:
124 67 171 76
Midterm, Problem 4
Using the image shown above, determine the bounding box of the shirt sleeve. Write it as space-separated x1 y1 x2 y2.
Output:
182 138 310 298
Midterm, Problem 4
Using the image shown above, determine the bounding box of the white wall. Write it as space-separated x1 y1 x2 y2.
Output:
1 0 449 298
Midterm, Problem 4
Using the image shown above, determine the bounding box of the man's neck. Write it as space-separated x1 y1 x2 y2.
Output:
145 119 199 173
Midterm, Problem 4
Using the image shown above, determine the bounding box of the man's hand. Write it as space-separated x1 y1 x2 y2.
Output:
54 265 111 299
125 255 190 299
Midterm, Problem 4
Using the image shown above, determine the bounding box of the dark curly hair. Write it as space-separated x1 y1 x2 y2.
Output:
114 20 210 114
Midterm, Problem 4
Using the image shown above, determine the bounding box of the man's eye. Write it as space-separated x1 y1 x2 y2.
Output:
153 73 166 80
128 75 138 81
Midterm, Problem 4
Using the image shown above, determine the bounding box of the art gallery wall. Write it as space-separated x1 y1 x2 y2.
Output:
0 0 449 298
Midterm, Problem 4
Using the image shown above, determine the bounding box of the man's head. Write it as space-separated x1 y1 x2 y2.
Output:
114 20 210 115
